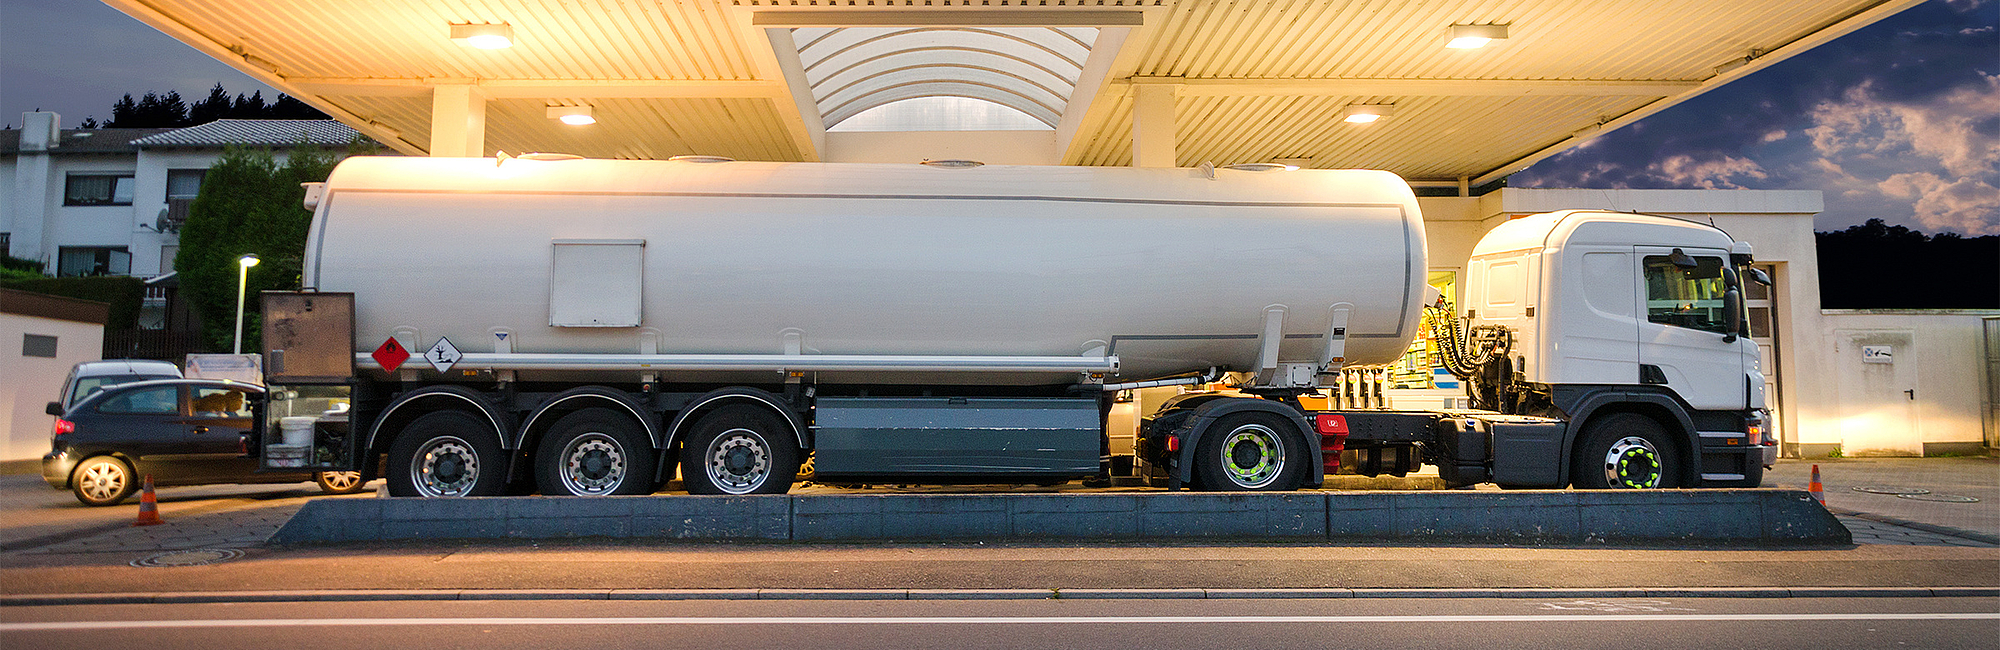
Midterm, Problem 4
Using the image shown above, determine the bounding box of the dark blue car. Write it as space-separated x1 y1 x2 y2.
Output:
42 378 365 506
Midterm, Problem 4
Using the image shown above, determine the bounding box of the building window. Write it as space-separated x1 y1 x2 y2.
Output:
63 174 135 206
166 169 206 200
22 333 58 358
57 246 131 277
0 232 10 255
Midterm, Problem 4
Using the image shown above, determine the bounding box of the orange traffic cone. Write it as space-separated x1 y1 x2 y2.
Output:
1808 464 1825 506
132 475 164 526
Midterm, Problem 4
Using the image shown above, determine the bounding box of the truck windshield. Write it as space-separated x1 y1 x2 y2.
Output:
1642 255 1730 334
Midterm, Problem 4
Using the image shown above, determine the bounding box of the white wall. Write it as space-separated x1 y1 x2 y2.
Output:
825 130 1059 165
1805 311 1998 456
0 312 102 462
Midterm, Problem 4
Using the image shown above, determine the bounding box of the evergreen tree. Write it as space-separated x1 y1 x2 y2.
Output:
78 117 101 129
108 94 138 126
231 91 267 118
160 91 189 126
176 144 343 351
189 83 233 124
268 94 330 119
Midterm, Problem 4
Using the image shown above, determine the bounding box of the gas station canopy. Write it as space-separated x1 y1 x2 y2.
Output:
105 0 1919 186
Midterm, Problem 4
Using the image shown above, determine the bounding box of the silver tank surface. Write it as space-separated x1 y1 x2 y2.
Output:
306 157 1426 385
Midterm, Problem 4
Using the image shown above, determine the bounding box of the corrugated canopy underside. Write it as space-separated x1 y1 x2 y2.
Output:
104 0 1914 183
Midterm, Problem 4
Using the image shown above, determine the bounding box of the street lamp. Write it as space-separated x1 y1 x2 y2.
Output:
234 254 260 354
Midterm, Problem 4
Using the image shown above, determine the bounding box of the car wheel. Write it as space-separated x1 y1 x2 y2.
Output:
1192 413 1308 491
1572 412 1681 489
387 410 506 497
72 456 137 507
315 471 368 494
679 405 798 495
534 408 658 496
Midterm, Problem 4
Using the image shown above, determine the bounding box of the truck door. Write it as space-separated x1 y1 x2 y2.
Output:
1635 247 1746 410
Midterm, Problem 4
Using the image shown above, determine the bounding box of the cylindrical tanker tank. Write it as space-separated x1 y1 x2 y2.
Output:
305 157 1426 385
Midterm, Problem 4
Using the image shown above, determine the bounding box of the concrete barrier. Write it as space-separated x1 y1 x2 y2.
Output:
269 489 1851 547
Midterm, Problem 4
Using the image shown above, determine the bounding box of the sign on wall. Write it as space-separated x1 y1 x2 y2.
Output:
1861 345 1893 364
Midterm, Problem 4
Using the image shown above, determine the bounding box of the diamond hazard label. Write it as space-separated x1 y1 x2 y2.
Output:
425 337 463 373
372 337 411 372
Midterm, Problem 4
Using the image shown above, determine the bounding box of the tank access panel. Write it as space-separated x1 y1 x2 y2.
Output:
812 397 1100 482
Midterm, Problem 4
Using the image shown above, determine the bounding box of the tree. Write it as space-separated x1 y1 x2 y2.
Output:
189 83 233 124
1817 219 2000 309
108 94 138 126
175 144 342 352
230 91 267 118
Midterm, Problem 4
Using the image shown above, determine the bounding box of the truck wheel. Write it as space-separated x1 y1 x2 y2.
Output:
387 411 506 497
1572 413 1680 489
1192 413 1307 491
71 456 137 506
534 408 658 496
315 471 368 494
679 405 798 495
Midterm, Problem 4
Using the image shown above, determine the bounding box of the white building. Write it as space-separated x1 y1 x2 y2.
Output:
2 113 362 278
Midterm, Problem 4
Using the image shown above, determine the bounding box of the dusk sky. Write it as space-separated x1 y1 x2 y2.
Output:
3 0 1993 235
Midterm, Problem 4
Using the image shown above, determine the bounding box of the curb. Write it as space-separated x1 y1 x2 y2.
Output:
1827 507 2000 545
6 586 1995 606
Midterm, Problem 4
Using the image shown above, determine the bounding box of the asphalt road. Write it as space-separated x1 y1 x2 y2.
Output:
4 597 1995 650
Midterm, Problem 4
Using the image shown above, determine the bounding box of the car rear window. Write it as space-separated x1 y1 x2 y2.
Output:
70 374 178 406
96 386 180 415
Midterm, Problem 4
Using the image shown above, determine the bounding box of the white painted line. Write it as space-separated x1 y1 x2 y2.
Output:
6 612 1997 631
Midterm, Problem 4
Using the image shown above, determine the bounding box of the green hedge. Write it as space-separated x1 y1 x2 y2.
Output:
1 276 146 329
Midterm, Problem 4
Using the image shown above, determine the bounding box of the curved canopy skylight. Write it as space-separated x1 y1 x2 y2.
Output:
796 27 1097 129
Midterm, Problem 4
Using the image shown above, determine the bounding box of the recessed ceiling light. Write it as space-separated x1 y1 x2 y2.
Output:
1447 24 1508 49
450 23 514 49
546 105 594 126
1343 104 1394 124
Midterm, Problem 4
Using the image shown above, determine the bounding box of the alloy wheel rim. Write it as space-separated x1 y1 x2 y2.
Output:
1220 424 1285 489
80 461 125 500
706 428 771 494
321 471 361 491
412 436 480 497
559 432 626 495
1603 436 1664 488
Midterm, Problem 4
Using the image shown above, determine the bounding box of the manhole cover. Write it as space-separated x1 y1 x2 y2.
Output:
131 548 244 568
1896 494 1981 503
1853 486 1931 495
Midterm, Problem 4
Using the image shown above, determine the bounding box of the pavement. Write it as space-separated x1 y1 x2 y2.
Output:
0 457 1994 602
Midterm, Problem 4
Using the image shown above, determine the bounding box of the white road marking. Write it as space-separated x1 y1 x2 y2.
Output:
5 613 1997 631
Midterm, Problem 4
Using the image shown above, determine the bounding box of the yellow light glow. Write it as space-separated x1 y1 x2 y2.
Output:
558 114 596 126
1344 113 1383 124
1447 24 1509 50
547 105 595 126
1447 36 1492 49
450 23 514 49
238 254 260 268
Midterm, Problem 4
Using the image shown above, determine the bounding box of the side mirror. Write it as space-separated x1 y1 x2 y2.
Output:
1668 248 1699 269
1722 287 1742 343
45 401 64 416
1747 267 1773 286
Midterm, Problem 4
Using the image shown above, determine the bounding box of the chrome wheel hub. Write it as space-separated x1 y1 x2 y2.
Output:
706 428 771 495
1603 436 1664 489
559 432 626 495
1220 424 1285 489
412 436 480 497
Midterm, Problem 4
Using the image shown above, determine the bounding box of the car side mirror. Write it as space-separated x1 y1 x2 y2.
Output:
46 401 64 416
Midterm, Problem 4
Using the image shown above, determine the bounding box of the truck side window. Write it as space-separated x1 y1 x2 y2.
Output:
1642 255 1729 334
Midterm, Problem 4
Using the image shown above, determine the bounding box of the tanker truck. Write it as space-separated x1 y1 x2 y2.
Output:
253 156 1774 498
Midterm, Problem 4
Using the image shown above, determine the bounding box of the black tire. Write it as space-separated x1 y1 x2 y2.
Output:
1570 412 1681 489
386 410 507 497
678 405 798 495
534 408 659 496
1191 412 1309 492
71 456 136 506
315 471 369 494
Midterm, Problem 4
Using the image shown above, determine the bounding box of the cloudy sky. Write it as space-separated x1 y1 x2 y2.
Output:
1511 0 1998 235
3 0 1993 235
